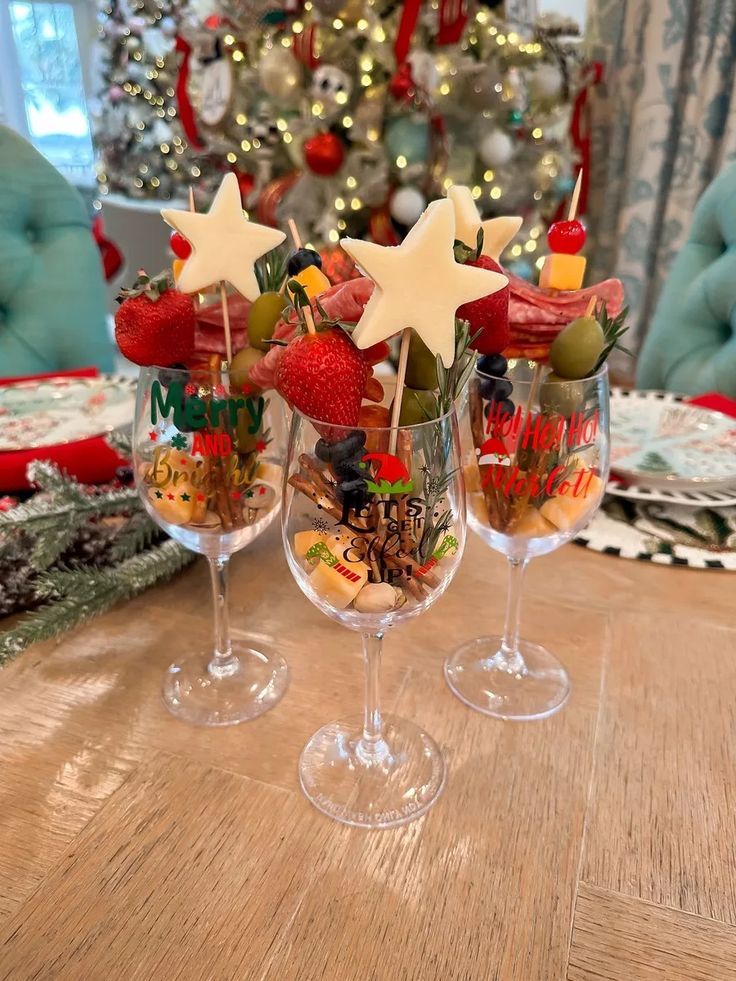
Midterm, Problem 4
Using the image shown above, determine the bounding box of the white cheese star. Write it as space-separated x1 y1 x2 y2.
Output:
341 198 507 368
161 172 286 301
447 185 522 261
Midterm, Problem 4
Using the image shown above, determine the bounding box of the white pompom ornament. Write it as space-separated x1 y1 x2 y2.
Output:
479 129 514 167
529 63 564 102
390 186 426 226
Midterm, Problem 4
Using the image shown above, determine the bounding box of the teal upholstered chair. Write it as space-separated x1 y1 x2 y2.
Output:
0 125 113 376
637 163 736 397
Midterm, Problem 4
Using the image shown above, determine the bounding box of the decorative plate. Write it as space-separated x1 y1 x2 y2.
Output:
0 375 136 451
605 478 736 509
610 389 736 491
574 497 736 570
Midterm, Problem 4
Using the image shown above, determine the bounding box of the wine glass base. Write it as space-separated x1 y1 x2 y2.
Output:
444 636 570 721
162 642 289 727
299 713 446 829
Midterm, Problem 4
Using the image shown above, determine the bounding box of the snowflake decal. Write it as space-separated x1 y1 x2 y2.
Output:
185 382 198 396
214 384 226 397
426 476 443 497
170 433 188 450
420 464 431 476
312 517 329 535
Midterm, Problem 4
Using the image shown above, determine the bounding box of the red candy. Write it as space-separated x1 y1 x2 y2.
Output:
170 231 192 259
546 220 586 255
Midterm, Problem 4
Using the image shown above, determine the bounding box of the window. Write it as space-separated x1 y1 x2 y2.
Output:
0 0 94 183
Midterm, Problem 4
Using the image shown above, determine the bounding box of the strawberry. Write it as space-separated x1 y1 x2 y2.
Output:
275 327 368 441
115 270 196 367
456 255 510 356
361 340 391 365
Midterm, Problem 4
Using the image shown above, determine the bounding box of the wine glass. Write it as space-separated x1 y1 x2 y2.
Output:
132 364 289 726
444 359 609 721
282 407 466 828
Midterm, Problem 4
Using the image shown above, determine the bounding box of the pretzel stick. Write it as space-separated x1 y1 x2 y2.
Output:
469 378 503 528
396 429 416 554
208 355 234 529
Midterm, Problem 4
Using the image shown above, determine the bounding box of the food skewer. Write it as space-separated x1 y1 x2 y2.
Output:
286 218 317 336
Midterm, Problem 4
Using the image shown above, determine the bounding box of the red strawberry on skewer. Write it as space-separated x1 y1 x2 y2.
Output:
115 270 196 367
275 326 368 441
457 253 510 356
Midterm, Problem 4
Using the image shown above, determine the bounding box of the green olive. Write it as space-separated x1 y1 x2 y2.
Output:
549 316 605 380
539 372 585 417
396 387 438 427
405 330 438 391
247 291 286 351
229 346 263 393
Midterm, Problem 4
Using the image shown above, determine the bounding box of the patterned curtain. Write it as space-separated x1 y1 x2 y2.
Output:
586 0 736 365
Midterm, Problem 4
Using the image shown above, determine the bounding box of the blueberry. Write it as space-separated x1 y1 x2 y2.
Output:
315 438 334 462
330 430 367 464
494 379 513 401
483 397 515 420
287 248 322 276
334 460 365 482
477 354 508 377
158 364 188 388
479 377 497 400
115 466 134 486
336 477 369 507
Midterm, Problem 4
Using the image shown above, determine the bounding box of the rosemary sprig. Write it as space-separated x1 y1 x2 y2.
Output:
255 248 288 294
592 300 632 373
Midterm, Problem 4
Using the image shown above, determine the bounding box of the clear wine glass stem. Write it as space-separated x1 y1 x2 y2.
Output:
359 632 388 760
498 557 529 672
207 556 238 679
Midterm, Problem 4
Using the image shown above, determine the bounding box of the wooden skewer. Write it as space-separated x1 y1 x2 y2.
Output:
568 170 583 222
286 216 316 336
220 282 233 366
584 294 597 318
388 328 411 456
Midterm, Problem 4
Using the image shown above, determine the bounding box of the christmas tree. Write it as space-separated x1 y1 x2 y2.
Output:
94 0 201 200
94 1 582 273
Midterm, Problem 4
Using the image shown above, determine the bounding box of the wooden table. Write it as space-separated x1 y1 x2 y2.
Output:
0 522 734 980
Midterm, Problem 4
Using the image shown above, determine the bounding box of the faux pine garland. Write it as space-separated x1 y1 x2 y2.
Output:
0 454 194 664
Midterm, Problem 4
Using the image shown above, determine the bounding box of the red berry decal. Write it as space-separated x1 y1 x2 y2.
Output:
170 231 192 259
547 220 586 255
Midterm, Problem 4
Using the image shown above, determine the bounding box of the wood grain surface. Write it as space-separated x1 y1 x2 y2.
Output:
0 522 734 979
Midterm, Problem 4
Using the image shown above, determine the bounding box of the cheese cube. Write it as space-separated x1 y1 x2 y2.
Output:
149 481 196 526
557 472 604 502
294 530 326 559
172 258 186 284
539 253 586 291
309 557 369 609
513 507 555 537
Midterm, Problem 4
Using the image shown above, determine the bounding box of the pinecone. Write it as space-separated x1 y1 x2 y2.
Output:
0 531 39 616
59 517 126 568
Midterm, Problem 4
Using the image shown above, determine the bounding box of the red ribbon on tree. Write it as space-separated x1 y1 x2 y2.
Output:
395 0 468 64
293 23 319 69
437 0 468 45
175 35 204 152
569 61 604 216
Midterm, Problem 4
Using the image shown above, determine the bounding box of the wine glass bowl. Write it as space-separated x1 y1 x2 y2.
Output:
282 408 466 828
132 365 289 726
445 359 609 721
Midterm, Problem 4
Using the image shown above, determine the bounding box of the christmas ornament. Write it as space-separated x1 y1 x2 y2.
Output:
479 129 514 167
310 65 353 114
161 172 286 302
258 45 302 103
389 186 426 226
447 186 522 260
529 63 563 102
384 116 430 168
341 198 507 368
303 133 345 176
389 64 416 103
